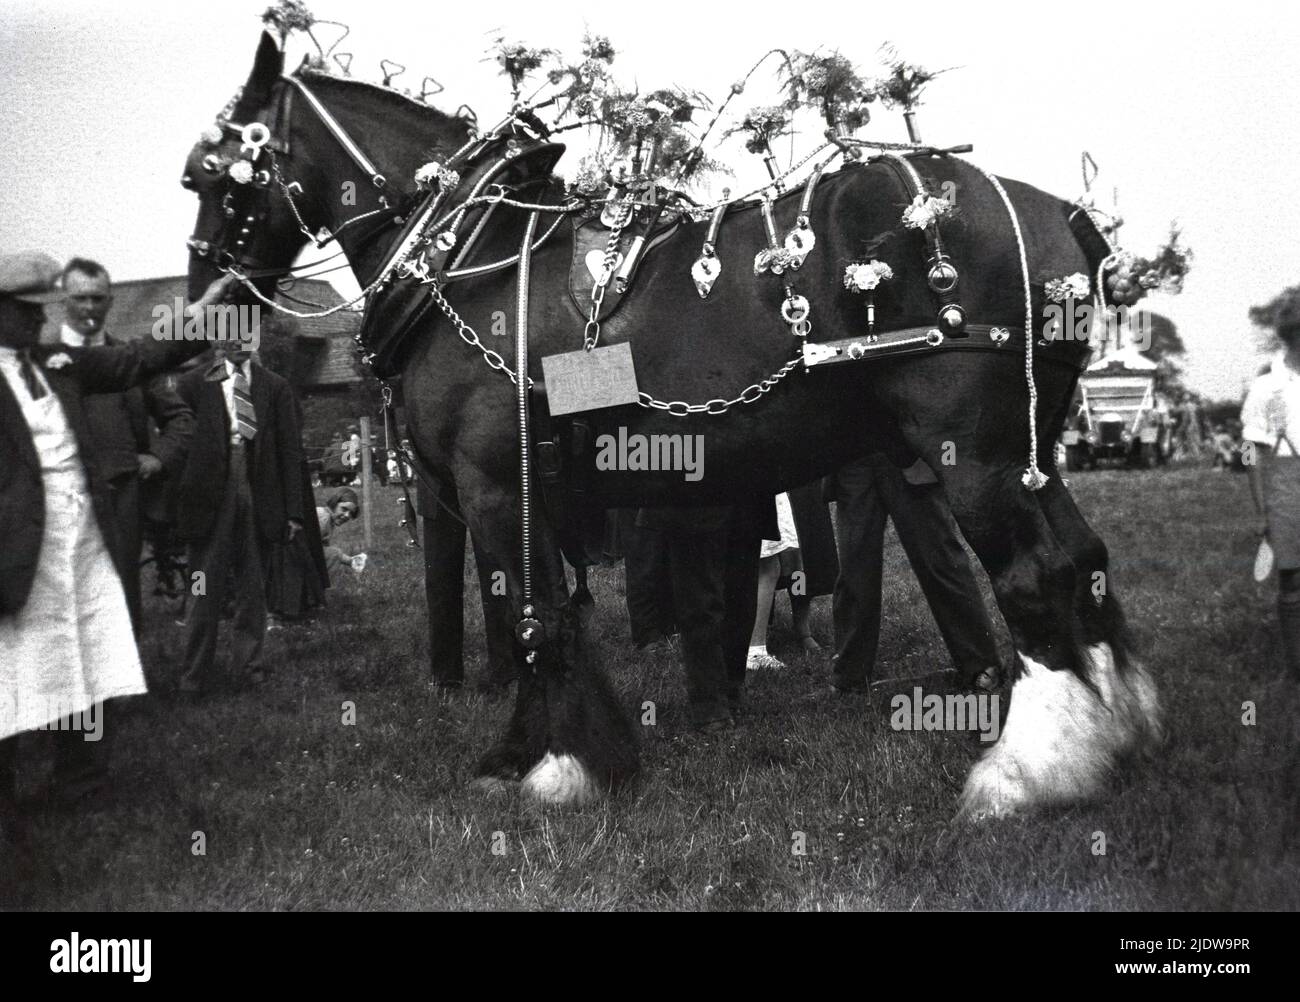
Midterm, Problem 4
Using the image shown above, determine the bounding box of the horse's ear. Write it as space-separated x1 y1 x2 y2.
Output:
233 31 284 119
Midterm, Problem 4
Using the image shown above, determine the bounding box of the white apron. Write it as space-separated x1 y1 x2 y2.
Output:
0 389 145 741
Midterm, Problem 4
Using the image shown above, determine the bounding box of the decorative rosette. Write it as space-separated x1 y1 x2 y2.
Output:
901 194 952 230
414 161 460 192
200 124 224 146
844 260 894 293
1044 272 1091 302
754 247 796 276
227 160 254 185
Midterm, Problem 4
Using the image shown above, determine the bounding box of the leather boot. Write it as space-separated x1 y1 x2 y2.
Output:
1277 592 1300 681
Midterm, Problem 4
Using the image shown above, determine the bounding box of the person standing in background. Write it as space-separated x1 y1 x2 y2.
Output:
824 454 1002 695
173 342 305 697
57 258 193 635
1243 294 1300 680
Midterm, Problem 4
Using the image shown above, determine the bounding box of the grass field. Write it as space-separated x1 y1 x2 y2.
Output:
10 467 1300 910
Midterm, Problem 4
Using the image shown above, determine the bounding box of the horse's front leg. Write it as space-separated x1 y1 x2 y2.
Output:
457 473 638 807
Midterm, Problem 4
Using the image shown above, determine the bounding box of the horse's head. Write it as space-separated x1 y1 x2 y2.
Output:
181 30 476 302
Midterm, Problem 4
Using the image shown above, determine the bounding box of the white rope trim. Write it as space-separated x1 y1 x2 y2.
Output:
961 161 1048 491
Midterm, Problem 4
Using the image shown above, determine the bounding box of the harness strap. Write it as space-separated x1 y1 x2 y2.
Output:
514 211 545 663
285 76 386 191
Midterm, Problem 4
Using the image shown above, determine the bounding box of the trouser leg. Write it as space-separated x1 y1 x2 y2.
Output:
228 464 267 678
424 513 467 685
180 468 238 694
623 515 674 646
1278 570 1300 681
665 529 730 726
830 458 888 689
723 516 763 711
882 472 1000 678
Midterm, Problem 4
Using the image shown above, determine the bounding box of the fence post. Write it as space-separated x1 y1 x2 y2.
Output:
359 416 373 550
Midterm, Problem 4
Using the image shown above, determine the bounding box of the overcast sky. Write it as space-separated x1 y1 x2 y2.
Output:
2 0 1297 400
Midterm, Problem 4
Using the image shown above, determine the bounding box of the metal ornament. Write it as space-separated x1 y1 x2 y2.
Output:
239 122 271 159
691 251 721 299
784 218 816 268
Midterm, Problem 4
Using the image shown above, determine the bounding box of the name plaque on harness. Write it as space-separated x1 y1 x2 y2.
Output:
540 343 640 416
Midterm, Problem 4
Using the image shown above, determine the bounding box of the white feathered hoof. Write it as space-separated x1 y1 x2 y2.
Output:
520 752 603 808
958 645 1154 821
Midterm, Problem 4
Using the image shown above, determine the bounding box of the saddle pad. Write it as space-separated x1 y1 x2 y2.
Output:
569 214 634 323
567 213 682 323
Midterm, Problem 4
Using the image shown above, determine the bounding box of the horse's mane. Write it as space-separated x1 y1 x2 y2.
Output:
296 67 463 127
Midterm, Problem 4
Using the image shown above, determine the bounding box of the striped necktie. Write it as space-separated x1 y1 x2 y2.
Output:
17 350 47 400
231 365 257 440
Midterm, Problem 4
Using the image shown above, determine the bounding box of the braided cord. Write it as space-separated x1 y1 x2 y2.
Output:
960 160 1048 491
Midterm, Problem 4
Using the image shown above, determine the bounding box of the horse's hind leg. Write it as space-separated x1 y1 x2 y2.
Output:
458 476 638 807
926 458 1146 819
1034 477 1164 754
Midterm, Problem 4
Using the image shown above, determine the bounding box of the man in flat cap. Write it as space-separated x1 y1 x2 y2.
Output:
0 252 232 890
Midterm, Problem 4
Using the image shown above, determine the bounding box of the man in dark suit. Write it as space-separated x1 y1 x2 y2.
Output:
635 500 776 731
825 454 1002 694
57 258 193 634
415 471 516 691
174 341 306 697
0 252 230 879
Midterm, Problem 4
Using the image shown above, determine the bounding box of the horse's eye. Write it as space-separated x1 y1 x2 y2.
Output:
201 153 225 175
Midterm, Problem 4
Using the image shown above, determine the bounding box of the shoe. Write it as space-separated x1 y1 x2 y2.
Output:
798 635 823 653
746 650 786 672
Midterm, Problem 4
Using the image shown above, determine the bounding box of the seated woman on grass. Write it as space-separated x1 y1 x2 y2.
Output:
318 488 367 575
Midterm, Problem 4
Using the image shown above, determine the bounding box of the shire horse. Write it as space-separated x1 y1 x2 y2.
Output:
183 33 1163 818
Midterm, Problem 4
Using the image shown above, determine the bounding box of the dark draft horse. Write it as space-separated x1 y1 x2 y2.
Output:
183 32 1163 819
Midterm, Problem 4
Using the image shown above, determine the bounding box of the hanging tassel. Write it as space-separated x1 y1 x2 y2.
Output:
1021 467 1049 492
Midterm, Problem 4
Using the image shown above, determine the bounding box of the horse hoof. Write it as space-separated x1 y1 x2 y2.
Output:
520 752 602 807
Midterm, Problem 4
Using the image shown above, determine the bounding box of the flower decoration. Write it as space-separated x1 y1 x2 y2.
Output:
1045 272 1091 302
492 38 556 98
200 124 224 146
844 260 894 293
901 193 952 230
227 160 254 185
871 44 952 111
1103 227 1191 307
754 247 796 276
414 161 459 191
784 50 876 131
262 0 315 37
724 105 792 155
44 352 73 370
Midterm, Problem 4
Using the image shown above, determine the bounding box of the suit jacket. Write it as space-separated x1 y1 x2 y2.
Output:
173 359 305 544
72 333 194 482
0 338 207 616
